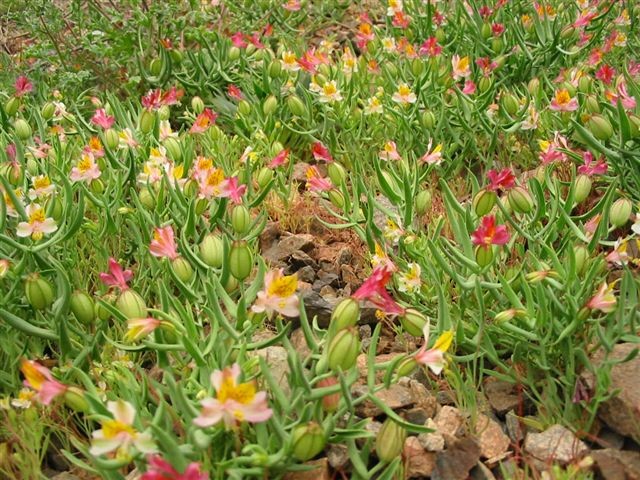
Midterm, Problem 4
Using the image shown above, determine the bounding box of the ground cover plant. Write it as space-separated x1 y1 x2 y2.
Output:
1 0 640 478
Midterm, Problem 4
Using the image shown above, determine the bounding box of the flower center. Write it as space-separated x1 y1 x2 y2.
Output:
78 155 92 172
33 177 51 190
29 208 46 225
267 275 298 297
217 377 256 405
102 419 137 439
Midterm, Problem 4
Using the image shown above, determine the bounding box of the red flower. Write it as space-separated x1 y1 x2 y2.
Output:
91 109 115 129
100 258 133 291
578 151 607 176
142 87 182 111
311 142 333 162
230 32 247 48
595 65 616 85
471 215 510 247
141 455 207 480
227 85 243 101
491 23 505 36
14 76 33 97
352 264 405 315
486 168 516 192
419 37 442 57
268 149 290 168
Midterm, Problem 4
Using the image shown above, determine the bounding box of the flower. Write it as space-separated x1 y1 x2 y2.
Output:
306 166 333 192
521 105 539 130
141 87 182 111
312 142 333 162
451 55 471 80
383 219 404 245
550 89 579 112
268 149 290 168
20 359 67 405
538 132 569 165
420 140 443 165
318 81 343 103
606 82 637 111
486 168 516 192
193 364 273 429
380 141 401 161
364 96 383 115
119 128 139 149
227 84 243 101
595 65 616 85
197 168 226 199
125 317 162 343
28 175 55 200
14 76 33 97
91 109 115 129
16 204 58 241
252 269 299 317
219 176 247 204
141 455 208 480
190 108 217 134
90 400 156 457
281 51 300 72
414 323 453 375
70 152 101 183
471 215 510 246
397 263 422 293
150 226 179 260
100 258 133 291
352 264 405 315
578 151 607 176
283 0 301 11
462 80 476 95
586 283 616 313
419 37 442 57
392 83 417 105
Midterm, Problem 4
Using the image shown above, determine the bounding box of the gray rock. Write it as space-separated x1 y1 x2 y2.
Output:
475 414 511 459
297 265 316 283
290 328 312 360
254 346 291 395
470 461 497 480
484 378 520 416
283 458 330 480
327 444 349 469
359 324 372 351
263 233 316 266
300 290 337 326
419 418 446 452
505 410 526 443
432 436 481 480
336 246 352 265
353 383 415 417
591 449 640 480
523 424 588 465
50 474 81 480
434 406 467 438
404 436 437 478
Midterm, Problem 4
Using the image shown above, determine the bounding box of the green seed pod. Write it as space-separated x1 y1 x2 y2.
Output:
578 75 592 94
139 110 155 134
287 95 307 117
263 95 278 116
163 137 182 162
191 96 205 114
327 327 360 371
200 234 224 268
5 97 20 117
415 190 432 215
63 387 89 413
291 422 327 461
629 114 640 138
238 100 251 116
573 245 589 275
473 189 496 216
573 174 592 204
587 114 613 141
327 162 347 186
585 95 600 114
328 189 345 209
435 28 446 43
139 188 156 210
501 93 519 116
158 105 170 121
246 44 257 56
561 25 576 40
609 198 632 228
330 298 360 331
231 205 252 235
224 274 239 293
475 245 494 267
169 49 183 64
149 58 162 76
478 76 492 93
229 241 253 281
228 46 241 61
481 23 492 39
25 274 55 310
491 37 504 53
14 119 32 140
103 128 119 150
115 289 147 319
400 309 427 337
411 58 424 77
95 294 114 321
395 355 418 379
172 257 194 282
41 102 55 121
256 167 274 189
90 179 104 195
269 59 282 78
507 186 534 214
527 78 541 97
70 291 95 324
380 170 401 198
376 419 407 463
45 196 63 222
25 158 38 176
1 161 22 185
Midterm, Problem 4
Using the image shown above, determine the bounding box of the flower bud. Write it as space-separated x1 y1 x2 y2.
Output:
158 105 170 121
578 76 592 94
263 96 278 116
291 422 327 461
561 25 576 40
70 291 95 324
26 158 38 176
139 188 156 209
421 110 436 130
14 119 32 140
95 294 114 321
508 186 534 214
380 170 401 197
45 196 63 222
573 245 589 275
149 58 162 76
584 95 600 114
225 274 239 293
64 387 89 413
328 189 345 209
139 110 155 134
327 162 347 186
415 190 432 215
25 274 55 310
5 97 20 116
231 205 252 235
411 58 424 77
317 377 340 412
103 128 119 150
200 234 224 268
287 95 307 117
191 96 205 114
528 78 541 97
491 37 504 53
238 100 251 116
494 309 519 323
376 419 407 463
478 77 492 93
501 93 519 116
587 115 613 141
327 327 360 371
481 23 492 39
395 356 418 379
473 189 496 216
331 298 360 330
400 309 427 337
116 289 147 319
229 241 253 281
228 46 241 61
1 161 22 185
41 102 55 121
269 60 282 78
256 167 274 188
163 137 182 162
574 174 592 204
609 198 632 228
246 44 257 56
475 245 494 267
435 28 446 43
172 257 194 282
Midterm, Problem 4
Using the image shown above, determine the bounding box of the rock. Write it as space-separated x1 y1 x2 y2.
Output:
340 264 359 286
296 265 316 283
505 410 526 443
354 383 414 417
357 420 383 447
318 285 337 298
327 444 349 469
432 436 481 480
283 458 330 480
264 233 316 266
419 418 446 452
434 406 467 439
289 251 317 270
598 428 626 450
591 449 640 480
300 290 337 326
484 378 520 416
404 436 437 478
475 414 510 459
359 325 372 351
436 390 456 406
51 474 81 480
290 328 312 360
407 380 438 419
524 425 588 465
404 407 431 426
336 246 352 265
373 195 399 231
254 346 290 395
470 461 497 480
355 353 401 383
583 343 640 441
313 271 340 291
259 222 281 251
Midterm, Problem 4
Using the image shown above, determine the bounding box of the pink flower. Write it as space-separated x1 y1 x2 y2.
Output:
419 37 442 57
595 65 616 84
100 258 133 291
306 166 333 192
492 23 505 36
392 11 411 29
16 204 58 241
70 153 101 183
462 80 476 95
475 57 497 77
125 317 163 343
578 151 607 176
352 264 405 315
230 32 247 48
91 109 115 129
538 133 569 165
141 455 208 480
227 85 243 101
607 82 636 111
312 142 333 162
149 226 179 260
90 400 156 457
414 325 454 375
268 149 290 168
20 359 67 405
247 32 265 49
252 269 299 317
420 140 443 166
142 87 182 111
471 215 510 246
356 22 375 50
283 0 301 11
586 283 616 313
190 108 218 134
451 55 471 80
550 89 579 112
380 141 402 161
486 168 516 192
194 364 273 429
219 176 247 204
14 76 33 97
